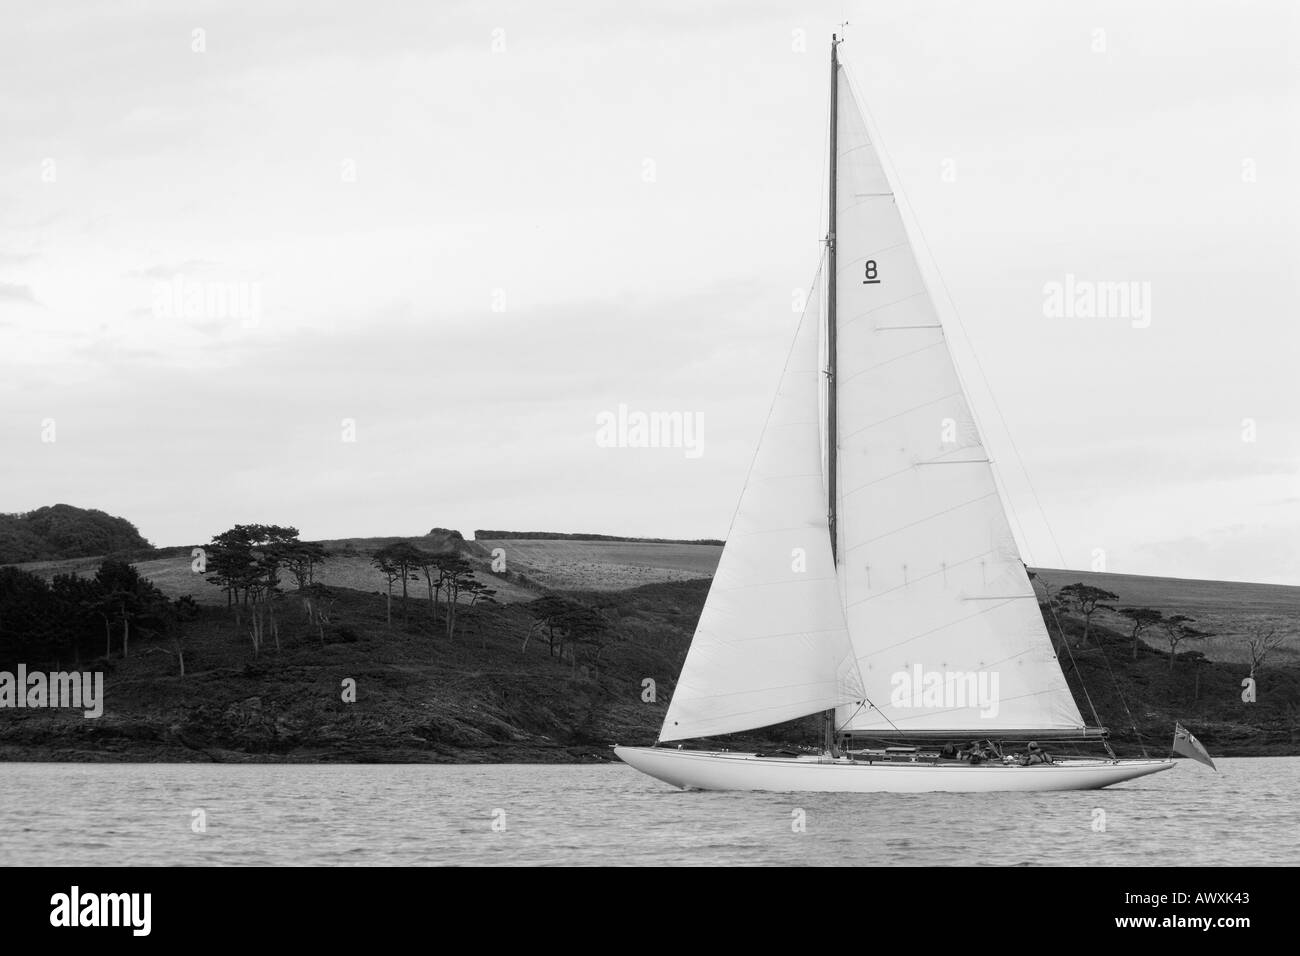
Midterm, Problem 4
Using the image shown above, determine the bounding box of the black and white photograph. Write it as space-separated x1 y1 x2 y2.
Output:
0 0 1295 919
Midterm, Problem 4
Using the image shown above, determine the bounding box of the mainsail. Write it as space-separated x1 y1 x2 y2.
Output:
659 276 862 742
829 67 1083 734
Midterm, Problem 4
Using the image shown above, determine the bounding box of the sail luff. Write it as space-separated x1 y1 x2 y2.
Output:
826 35 840 565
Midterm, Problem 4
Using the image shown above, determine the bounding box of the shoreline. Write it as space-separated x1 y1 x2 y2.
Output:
4 742 1295 763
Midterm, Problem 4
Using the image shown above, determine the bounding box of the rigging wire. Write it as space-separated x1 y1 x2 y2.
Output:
1043 595 1114 758
1042 577 1150 758
834 694 905 738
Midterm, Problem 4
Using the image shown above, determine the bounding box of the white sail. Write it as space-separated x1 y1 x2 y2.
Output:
829 70 1084 734
660 280 862 742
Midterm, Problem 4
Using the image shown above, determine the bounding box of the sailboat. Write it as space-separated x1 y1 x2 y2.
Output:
615 36 1174 793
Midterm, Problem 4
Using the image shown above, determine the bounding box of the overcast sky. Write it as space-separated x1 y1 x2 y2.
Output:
1 0 1296 584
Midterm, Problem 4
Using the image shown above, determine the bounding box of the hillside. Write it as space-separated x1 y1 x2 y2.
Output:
0 504 151 564
1 571 1296 762
478 539 1299 663
0 579 714 763
1032 569 1300 666
476 538 722 591
2 530 1296 762
16 532 541 606
19 534 1293 666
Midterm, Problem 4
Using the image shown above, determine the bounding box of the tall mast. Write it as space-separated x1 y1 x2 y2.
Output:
823 34 842 758
826 35 840 565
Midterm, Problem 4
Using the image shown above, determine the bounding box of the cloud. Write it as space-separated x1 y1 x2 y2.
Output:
0 250 36 267
0 282 38 303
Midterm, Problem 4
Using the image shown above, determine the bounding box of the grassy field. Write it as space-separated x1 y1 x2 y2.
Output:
1032 568 1300 666
475 538 722 591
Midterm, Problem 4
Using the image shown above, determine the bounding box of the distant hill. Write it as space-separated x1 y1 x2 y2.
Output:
16 530 542 607
0 504 152 564
474 530 723 546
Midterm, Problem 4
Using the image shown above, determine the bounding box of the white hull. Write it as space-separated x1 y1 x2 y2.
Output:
615 746 1174 793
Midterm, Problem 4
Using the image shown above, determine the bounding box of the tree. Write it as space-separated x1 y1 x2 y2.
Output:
372 551 401 629
562 603 611 675
1118 607 1163 660
373 543 426 627
416 549 455 623
1243 622 1287 679
94 560 143 659
1188 651 1210 701
524 595 569 656
282 540 328 592
1057 583 1119 648
49 572 104 666
0 504 151 563
462 579 497 607
205 526 259 627
204 524 302 654
171 595 198 676
88 559 171 662
524 596 606 665
1158 614 1209 673
0 567 57 666
438 556 476 640
305 583 335 645
143 595 197 677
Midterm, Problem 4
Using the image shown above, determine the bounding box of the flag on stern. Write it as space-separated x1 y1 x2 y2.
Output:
1172 723 1217 771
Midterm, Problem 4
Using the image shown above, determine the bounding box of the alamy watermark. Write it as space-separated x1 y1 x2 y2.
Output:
1042 273 1151 328
890 664 1000 718
0 666 103 718
152 273 262 327
50 886 150 936
595 404 704 459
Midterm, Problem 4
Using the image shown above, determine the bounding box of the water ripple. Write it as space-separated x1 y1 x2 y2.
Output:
0 758 1295 866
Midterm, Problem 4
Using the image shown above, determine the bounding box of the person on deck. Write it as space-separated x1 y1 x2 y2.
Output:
1020 741 1054 766
961 740 987 764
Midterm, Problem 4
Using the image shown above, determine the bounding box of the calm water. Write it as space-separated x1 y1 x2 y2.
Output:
1 757 1295 866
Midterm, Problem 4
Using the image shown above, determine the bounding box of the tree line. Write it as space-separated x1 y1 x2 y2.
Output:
1037 578 1289 679
202 524 332 654
0 560 192 671
369 542 496 638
